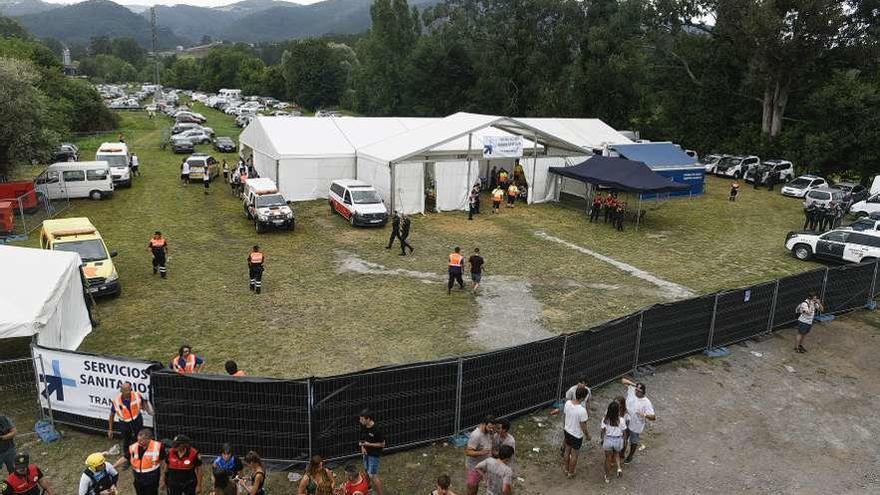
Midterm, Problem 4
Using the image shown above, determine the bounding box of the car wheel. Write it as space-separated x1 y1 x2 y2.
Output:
349 214 356 227
90 190 102 200
288 220 295 231
793 244 812 261
255 221 263 233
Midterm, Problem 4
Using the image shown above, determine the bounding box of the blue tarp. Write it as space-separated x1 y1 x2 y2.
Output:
612 143 698 169
549 156 690 193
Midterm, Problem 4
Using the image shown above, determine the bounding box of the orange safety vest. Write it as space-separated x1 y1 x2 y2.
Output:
449 253 464 268
150 238 166 248
113 392 142 422
249 252 264 264
508 186 518 196
130 440 162 473
492 190 503 201
172 353 197 373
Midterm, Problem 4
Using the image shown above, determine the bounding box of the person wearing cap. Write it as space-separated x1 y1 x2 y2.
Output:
108 382 155 464
621 378 656 464
211 444 242 480
0 414 15 474
114 428 165 495
162 435 203 495
4 453 53 495
78 453 118 495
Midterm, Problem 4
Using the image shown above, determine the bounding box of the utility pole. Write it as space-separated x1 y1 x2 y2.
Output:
150 6 160 87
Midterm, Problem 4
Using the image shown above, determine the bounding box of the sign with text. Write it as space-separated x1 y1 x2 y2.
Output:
32 345 159 426
482 135 524 159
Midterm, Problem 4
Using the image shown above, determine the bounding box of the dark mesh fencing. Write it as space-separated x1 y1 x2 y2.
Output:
151 371 310 461
711 282 776 347
823 263 875 313
312 360 459 461
637 295 715 365
561 314 640 389
0 358 42 436
459 337 565 430
772 269 826 328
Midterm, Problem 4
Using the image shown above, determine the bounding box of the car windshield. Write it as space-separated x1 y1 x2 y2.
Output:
218 138 232 144
788 178 810 188
97 155 128 168
54 239 108 262
849 220 875 231
351 189 382 204
716 157 740 168
255 194 286 207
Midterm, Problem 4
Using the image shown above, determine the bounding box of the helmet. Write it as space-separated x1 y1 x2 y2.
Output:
86 453 105 470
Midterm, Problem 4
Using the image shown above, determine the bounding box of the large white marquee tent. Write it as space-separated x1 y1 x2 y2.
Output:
0 246 92 350
239 112 632 214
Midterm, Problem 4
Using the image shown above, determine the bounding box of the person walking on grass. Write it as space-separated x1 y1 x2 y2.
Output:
399 214 414 256
464 416 494 495
474 445 514 495
130 153 140 177
181 159 190 185
491 186 503 214
621 378 655 465
600 400 627 483
468 188 478 220
357 410 384 495
386 212 401 250
728 181 740 201
795 292 824 353
589 195 602 222
562 386 590 478
222 160 229 183
468 248 484 293
148 231 168 278
203 168 211 195
248 245 265 294
506 183 518 208
448 247 465 294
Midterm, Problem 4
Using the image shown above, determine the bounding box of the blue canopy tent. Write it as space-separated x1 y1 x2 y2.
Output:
610 143 703 197
549 155 690 229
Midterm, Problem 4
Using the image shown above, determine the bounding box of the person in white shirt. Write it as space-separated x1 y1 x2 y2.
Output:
181 159 190 184
562 387 590 478
465 416 495 495
621 378 655 464
600 400 627 483
130 153 139 177
795 292 824 353
474 445 513 495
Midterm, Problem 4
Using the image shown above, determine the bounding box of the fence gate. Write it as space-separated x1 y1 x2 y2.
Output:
0 357 51 437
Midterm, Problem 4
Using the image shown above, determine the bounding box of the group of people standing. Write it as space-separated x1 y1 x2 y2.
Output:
589 192 628 231
802 202 845 232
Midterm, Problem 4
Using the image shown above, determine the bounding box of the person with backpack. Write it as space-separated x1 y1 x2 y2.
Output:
78 453 118 495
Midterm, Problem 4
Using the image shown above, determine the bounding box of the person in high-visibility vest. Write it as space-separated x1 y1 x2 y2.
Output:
148 231 169 278
491 187 504 214
248 245 264 294
447 247 465 295
224 360 246 377
506 184 519 208
170 345 204 374
108 382 155 463
114 428 165 495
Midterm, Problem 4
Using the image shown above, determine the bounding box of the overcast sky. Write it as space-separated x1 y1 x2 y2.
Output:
42 0 324 6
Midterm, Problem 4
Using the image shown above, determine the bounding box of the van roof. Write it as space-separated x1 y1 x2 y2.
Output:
97 142 128 152
42 217 98 237
332 179 373 189
49 161 110 169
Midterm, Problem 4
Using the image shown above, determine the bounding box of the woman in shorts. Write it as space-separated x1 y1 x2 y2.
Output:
600 400 627 483
615 395 629 465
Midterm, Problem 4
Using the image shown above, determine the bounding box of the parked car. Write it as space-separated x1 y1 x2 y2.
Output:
714 155 760 178
850 192 880 218
785 228 880 263
745 159 795 184
803 187 844 209
780 175 828 198
172 122 214 136
830 181 869 209
700 154 724 173
172 129 212 145
243 178 294 232
185 153 220 181
40 217 120 296
843 213 880 232
171 137 195 154
328 179 388 227
213 137 237 153
53 143 79 162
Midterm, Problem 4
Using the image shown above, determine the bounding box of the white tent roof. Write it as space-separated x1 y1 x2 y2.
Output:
330 117 429 149
0 245 92 349
240 116 355 159
358 112 586 163
516 118 633 149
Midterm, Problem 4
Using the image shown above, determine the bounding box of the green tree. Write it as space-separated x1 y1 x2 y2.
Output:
403 35 475 116
0 57 56 177
110 37 145 66
281 39 347 110
89 35 112 56
0 16 29 39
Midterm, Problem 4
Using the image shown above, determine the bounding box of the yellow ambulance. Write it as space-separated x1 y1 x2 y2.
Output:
40 217 120 297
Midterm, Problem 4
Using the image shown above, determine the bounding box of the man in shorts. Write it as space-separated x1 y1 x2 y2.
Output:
358 409 384 495
562 387 590 478
468 248 484 293
465 416 494 495
474 445 513 495
795 292 824 353
622 378 656 464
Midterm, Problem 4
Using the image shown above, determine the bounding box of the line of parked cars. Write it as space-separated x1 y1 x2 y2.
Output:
165 106 238 155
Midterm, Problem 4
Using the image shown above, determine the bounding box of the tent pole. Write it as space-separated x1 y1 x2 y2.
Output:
531 133 537 204
390 161 396 214
466 133 473 211
636 194 642 231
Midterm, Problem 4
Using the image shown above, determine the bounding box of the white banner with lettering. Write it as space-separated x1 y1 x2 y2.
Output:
482 135 524 159
32 345 157 426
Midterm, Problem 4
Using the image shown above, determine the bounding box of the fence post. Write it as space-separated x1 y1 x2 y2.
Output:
555 335 569 401
307 377 314 459
35 352 54 425
706 293 719 350
869 259 880 305
766 279 780 333
632 311 644 371
453 358 463 435
819 267 830 302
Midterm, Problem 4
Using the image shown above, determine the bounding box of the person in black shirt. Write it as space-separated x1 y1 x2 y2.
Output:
399 215 413 256
468 248 484 293
386 212 401 250
358 409 385 495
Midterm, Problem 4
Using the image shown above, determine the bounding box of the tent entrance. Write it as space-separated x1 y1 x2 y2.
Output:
424 162 437 212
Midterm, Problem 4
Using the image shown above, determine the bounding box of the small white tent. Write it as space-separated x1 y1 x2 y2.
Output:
0 246 92 350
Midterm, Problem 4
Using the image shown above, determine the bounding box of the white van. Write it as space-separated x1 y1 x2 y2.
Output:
329 179 388 227
95 142 131 188
36 161 114 200
850 192 880 218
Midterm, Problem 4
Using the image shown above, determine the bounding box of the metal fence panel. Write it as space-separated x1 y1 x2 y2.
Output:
823 262 875 313
6 184 70 236
459 337 565 430
561 314 640 389
0 357 44 436
772 269 827 328
712 282 776 347
311 360 459 461
151 371 310 462
637 295 715 365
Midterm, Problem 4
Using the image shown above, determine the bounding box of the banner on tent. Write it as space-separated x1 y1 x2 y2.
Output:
32 345 158 426
482 136 523 159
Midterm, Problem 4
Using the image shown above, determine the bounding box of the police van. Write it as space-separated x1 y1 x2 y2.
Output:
785 228 880 263
40 217 120 296
328 179 388 227
243 178 294 232
36 161 114 200
96 142 131 188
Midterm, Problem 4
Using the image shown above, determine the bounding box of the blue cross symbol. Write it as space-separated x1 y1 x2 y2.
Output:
39 359 77 402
